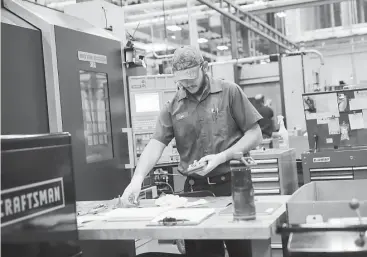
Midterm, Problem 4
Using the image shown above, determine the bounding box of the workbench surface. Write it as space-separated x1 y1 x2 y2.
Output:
77 195 290 240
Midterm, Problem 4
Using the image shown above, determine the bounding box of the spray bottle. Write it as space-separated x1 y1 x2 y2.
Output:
277 115 289 149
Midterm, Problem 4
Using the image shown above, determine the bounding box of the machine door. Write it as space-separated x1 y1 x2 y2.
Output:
54 26 130 200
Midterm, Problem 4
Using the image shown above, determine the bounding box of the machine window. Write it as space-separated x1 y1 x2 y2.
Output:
79 70 113 163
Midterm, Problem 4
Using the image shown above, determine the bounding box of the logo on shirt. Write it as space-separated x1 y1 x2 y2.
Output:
176 112 188 121
1 178 65 227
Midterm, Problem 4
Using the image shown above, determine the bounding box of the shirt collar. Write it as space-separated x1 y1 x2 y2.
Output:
177 77 223 101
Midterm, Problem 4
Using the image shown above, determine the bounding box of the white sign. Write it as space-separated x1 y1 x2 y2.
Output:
1 178 65 227
313 157 331 163
78 51 107 65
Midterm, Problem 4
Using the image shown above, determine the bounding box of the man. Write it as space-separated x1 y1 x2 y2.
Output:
254 94 274 139
121 45 263 257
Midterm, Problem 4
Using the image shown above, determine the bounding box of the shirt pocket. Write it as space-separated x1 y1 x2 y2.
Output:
208 108 227 136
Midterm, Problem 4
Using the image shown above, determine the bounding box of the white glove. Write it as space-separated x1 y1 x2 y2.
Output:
120 179 142 207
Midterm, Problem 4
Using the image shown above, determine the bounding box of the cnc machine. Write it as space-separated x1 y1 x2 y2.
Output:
2 1 135 256
2 0 133 201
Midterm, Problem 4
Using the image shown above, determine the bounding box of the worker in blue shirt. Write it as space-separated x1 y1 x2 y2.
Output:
122 45 263 257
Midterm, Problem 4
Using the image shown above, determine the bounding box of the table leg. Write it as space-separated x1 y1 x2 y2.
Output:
281 233 290 257
251 239 272 257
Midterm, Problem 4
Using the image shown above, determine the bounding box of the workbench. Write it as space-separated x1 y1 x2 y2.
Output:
77 195 290 257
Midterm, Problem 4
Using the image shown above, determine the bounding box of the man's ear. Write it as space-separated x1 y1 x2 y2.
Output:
202 61 209 73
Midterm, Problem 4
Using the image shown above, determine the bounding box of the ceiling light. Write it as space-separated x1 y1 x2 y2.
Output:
254 0 265 5
276 12 286 18
217 45 229 51
167 25 182 32
171 36 176 39
198 38 208 44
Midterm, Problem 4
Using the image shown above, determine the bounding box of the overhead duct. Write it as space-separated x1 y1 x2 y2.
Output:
207 49 324 66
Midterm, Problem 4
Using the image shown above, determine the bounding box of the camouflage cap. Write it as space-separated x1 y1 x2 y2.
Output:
172 45 204 81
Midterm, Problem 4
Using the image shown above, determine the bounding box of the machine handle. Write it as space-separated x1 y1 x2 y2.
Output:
277 223 367 234
122 128 135 169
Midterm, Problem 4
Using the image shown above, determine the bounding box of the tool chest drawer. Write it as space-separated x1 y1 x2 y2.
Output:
310 167 354 181
251 148 298 195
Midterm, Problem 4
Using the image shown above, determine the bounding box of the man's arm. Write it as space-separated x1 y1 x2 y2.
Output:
220 84 263 161
220 123 262 161
131 139 166 184
131 103 174 184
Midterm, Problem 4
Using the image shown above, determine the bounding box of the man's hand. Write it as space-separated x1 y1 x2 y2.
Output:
196 153 227 176
120 178 143 207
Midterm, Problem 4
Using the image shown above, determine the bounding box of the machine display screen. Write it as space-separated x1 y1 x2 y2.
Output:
79 70 114 163
135 93 160 113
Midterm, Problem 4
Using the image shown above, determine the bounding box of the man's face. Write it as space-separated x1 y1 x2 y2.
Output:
176 67 205 95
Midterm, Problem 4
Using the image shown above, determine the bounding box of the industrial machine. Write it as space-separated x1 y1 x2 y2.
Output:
301 88 367 183
1 133 80 257
1 7 49 135
2 1 136 256
127 74 182 195
278 180 367 257
128 74 180 165
2 0 133 201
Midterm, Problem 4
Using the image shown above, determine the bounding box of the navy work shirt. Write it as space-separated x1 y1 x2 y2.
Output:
153 77 262 177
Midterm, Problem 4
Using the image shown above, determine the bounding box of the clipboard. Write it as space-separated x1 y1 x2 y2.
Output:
147 208 216 226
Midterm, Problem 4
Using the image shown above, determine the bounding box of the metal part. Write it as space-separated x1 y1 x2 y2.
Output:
197 0 297 51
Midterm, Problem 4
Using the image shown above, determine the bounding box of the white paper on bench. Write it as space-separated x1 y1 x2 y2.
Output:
103 207 173 221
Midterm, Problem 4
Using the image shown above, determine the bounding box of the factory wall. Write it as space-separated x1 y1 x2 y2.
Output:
210 55 235 82
304 43 367 90
64 0 126 44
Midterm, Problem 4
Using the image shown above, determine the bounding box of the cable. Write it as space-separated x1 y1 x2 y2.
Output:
101 7 108 29
155 182 174 194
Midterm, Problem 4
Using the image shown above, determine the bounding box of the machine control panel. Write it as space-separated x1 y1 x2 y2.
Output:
128 75 180 166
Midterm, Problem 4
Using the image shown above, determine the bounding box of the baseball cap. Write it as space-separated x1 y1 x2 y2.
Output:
172 45 204 81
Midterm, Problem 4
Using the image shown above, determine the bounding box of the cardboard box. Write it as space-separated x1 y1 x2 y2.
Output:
287 179 367 225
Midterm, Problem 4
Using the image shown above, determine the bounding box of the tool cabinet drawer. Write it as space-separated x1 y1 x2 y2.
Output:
254 188 280 195
310 167 353 181
251 167 279 174
253 181 280 193
252 158 279 169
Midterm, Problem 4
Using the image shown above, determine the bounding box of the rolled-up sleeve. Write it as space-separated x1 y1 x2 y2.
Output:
152 103 174 145
229 84 263 133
